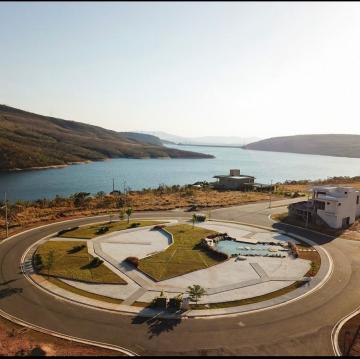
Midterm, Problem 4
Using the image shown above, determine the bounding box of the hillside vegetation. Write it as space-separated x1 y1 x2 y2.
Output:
0 105 213 170
243 134 360 158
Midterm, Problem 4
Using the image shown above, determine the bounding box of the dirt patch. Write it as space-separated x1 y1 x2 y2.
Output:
0 315 124 356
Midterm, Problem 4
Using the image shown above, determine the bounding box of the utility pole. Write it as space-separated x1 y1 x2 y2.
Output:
112 178 115 193
305 192 310 227
4 192 8 238
123 180 127 207
268 180 273 209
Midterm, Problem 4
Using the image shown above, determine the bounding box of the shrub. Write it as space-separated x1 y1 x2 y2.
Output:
152 224 166 230
125 256 139 268
58 226 79 236
67 244 86 254
151 296 167 309
168 296 182 311
205 247 229 261
96 226 109 235
129 222 140 228
195 214 206 222
90 257 104 267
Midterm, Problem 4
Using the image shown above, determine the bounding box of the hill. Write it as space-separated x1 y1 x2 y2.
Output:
243 134 360 158
0 105 214 170
139 131 261 146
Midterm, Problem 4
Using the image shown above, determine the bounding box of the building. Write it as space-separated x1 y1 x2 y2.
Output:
289 186 360 229
213 169 255 190
213 169 272 191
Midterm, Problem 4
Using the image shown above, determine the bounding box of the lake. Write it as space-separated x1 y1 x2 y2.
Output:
1 144 360 201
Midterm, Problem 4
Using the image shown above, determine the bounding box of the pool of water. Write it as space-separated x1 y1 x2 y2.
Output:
215 240 287 257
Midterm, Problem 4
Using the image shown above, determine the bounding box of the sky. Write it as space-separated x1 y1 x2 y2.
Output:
1 1 360 138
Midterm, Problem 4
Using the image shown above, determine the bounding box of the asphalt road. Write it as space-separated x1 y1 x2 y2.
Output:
1 200 360 355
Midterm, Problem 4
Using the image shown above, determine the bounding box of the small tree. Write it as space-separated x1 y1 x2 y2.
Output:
119 209 125 221
45 250 55 278
187 284 206 305
125 207 133 224
192 213 197 228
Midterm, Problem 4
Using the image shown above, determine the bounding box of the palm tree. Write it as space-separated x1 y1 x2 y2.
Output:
125 207 133 224
187 284 206 305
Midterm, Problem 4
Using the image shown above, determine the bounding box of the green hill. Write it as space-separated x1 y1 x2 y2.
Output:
0 105 214 170
243 134 360 158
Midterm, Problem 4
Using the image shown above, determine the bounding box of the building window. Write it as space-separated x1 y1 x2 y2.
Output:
327 202 330 205
315 201 325 210
357 196 359 205
338 203 341 206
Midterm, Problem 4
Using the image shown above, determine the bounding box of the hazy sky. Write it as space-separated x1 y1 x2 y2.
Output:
1 2 360 138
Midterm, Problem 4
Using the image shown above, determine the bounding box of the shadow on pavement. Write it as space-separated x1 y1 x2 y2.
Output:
272 221 337 245
0 279 18 286
132 313 182 338
0 287 23 299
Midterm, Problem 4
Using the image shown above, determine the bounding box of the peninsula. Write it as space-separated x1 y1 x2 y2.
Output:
0 105 214 171
243 134 360 158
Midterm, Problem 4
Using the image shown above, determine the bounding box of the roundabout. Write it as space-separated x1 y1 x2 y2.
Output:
0 202 359 356
22 219 330 317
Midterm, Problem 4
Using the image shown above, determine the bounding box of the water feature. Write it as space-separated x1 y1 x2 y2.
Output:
215 240 287 257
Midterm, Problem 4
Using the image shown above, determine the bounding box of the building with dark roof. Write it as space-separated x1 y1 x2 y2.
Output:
213 169 271 191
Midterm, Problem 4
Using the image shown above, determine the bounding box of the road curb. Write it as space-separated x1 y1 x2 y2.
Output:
331 305 360 356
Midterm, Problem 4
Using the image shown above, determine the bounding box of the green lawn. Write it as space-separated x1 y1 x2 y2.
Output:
138 224 225 281
59 220 164 239
35 240 126 284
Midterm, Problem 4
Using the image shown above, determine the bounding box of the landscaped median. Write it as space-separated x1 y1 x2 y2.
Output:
34 240 126 284
137 224 227 281
58 220 164 239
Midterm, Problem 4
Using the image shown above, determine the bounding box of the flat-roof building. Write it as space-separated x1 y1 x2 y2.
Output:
289 186 360 229
213 169 272 191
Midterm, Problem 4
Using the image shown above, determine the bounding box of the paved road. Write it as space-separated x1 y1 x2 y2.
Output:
1 199 360 355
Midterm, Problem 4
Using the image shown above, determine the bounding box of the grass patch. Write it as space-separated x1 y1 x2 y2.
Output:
59 220 164 239
47 277 124 304
138 224 224 281
271 212 289 222
35 241 126 284
48 277 151 308
297 248 321 277
190 281 306 309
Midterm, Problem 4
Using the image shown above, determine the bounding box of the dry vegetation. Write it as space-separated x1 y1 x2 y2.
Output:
0 185 281 241
276 176 360 194
0 316 122 356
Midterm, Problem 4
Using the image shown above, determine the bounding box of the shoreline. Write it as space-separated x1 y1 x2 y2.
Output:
0 154 214 172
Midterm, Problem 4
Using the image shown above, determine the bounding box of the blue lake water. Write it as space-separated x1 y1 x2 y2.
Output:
1 144 360 201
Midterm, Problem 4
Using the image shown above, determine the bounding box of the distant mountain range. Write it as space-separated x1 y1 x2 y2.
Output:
139 131 261 146
0 105 214 170
243 134 360 158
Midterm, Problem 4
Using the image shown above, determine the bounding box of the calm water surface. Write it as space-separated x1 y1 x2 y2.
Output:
1 144 360 201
